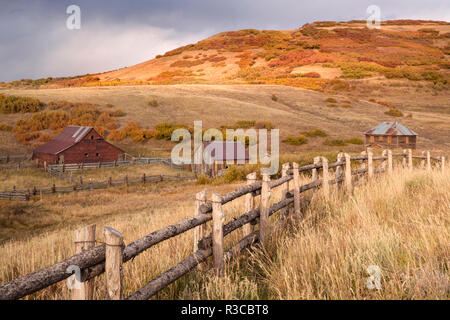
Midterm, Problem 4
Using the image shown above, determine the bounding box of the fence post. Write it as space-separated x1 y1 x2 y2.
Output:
312 157 320 181
420 151 426 169
260 173 271 248
125 175 128 186
381 150 387 170
52 184 56 194
26 190 30 201
408 149 413 170
321 157 329 200
44 161 47 172
442 156 445 173
6 154 9 163
104 226 123 300
72 224 96 300
79 176 83 185
336 153 344 189
388 150 393 176
344 153 352 194
108 177 112 187
211 192 225 276
402 149 407 168
280 163 290 219
368 151 373 179
292 162 301 218
243 172 257 237
142 173 146 184
360 151 366 170
426 151 431 171
194 190 208 270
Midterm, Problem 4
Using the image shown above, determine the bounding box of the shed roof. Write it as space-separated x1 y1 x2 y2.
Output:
203 141 249 161
365 121 418 136
34 126 95 155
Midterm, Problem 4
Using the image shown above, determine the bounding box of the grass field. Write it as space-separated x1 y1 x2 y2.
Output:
1 84 449 158
0 167 448 299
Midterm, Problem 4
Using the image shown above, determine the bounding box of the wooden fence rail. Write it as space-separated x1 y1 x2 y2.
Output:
0 149 445 300
0 174 196 201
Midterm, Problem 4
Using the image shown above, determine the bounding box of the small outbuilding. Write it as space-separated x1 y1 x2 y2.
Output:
33 126 125 164
364 121 418 149
193 141 249 177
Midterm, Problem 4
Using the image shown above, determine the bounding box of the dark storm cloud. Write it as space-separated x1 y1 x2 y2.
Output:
0 0 448 81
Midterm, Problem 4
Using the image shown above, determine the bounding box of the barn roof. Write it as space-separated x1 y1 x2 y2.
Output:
203 141 249 161
365 121 418 136
34 126 95 155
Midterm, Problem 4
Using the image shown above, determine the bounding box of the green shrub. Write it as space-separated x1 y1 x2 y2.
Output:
197 174 211 185
344 138 364 145
255 121 274 130
384 109 403 117
235 120 256 129
0 94 45 114
301 129 327 137
283 135 308 146
148 99 159 107
324 139 347 146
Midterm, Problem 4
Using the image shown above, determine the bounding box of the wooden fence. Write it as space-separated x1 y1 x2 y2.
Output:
0 173 196 201
0 154 31 164
45 158 183 173
0 149 445 300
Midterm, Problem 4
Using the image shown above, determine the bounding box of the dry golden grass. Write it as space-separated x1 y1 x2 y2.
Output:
0 167 448 299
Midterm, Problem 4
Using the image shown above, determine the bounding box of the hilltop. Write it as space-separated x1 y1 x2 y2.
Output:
0 20 449 155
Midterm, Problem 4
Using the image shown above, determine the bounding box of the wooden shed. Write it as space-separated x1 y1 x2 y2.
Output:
193 141 249 177
364 121 418 149
32 126 125 164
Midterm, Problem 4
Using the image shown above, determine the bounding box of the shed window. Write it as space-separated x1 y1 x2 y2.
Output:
85 153 88 157
96 153 100 157
370 136 374 143
91 135 94 140
379 136 384 142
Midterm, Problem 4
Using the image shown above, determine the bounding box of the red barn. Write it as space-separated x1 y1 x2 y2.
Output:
33 126 125 164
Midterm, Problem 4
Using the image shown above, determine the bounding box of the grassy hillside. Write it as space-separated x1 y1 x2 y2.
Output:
1 84 449 156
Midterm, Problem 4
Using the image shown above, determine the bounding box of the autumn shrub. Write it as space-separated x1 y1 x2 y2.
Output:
327 104 338 108
385 109 404 117
304 72 320 78
325 97 337 103
323 139 347 146
341 104 352 108
0 94 45 114
301 129 327 137
271 94 278 101
283 135 308 146
0 124 12 131
196 174 212 185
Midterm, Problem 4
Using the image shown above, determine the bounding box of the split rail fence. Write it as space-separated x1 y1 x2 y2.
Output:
0 149 445 300
0 158 191 201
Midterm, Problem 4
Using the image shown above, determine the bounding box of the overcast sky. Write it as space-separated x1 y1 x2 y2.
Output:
0 0 448 81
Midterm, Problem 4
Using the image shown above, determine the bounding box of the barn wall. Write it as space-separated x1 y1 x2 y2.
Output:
61 130 123 164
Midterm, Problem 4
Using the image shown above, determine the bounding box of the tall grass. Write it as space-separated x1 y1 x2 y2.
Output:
0 168 448 299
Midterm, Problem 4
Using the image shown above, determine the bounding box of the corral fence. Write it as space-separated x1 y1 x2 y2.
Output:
0 173 196 201
0 149 446 300
45 158 184 174
0 154 31 163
